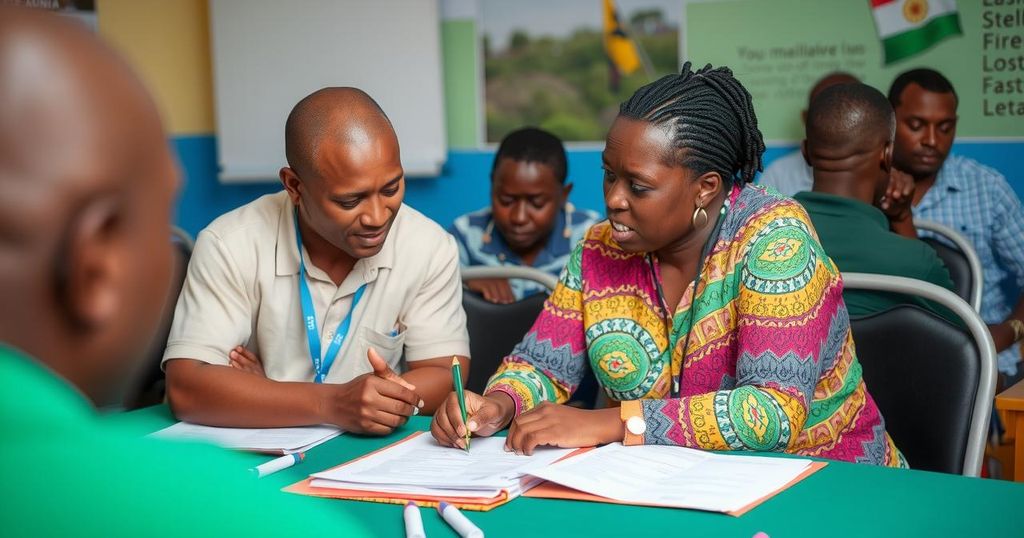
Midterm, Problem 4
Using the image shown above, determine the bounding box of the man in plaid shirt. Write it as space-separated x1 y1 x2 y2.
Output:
888 68 1024 379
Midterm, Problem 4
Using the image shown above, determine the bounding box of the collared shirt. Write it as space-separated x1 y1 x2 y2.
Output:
449 205 602 300
913 155 1024 375
758 149 813 197
163 191 470 382
0 345 369 535
795 191 962 327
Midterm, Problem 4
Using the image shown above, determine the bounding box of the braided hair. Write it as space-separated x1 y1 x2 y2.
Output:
619 62 765 188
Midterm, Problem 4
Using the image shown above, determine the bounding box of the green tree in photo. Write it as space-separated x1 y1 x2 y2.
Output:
484 7 679 142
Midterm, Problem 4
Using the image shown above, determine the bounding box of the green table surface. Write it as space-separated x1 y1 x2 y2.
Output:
108 405 1024 537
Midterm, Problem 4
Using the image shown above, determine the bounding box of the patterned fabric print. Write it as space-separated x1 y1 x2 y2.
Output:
743 217 818 295
483 359 560 418
486 185 905 466
586 317 664 400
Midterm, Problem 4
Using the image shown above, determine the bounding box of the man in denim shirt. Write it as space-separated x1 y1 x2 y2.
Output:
889 68 1024 378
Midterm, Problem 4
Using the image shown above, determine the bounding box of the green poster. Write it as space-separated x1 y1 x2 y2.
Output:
685 0 1024 141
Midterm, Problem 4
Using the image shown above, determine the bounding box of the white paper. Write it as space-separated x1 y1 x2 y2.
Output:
528 443 813 513
308 479 503 499
150 421 342 454
312 433 574 490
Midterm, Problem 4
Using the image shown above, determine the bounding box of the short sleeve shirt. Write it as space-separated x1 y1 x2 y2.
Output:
794 191 962 327
758 150 813 197
162 191 470 383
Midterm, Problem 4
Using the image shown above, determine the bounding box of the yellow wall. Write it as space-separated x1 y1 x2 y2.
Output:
96 0 214 135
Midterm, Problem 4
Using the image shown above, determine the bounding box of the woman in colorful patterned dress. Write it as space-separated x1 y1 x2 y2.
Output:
431 63 905 467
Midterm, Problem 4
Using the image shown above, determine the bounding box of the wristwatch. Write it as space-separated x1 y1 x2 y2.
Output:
1010 318 1024 343
626 416 646 435
620 401 646 445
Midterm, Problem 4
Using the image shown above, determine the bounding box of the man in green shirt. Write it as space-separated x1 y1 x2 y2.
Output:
0 10 367 535
794 83 961 325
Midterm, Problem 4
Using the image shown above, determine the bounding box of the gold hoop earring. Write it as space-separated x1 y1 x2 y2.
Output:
692 204 709 229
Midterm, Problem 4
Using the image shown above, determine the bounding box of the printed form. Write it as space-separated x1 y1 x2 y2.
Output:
311 433 574 493
529 443 815 513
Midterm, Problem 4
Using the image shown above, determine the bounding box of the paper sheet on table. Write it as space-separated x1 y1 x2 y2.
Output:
150 421 342 454
527 443 822 514
286 431 574 511
311 432 574 490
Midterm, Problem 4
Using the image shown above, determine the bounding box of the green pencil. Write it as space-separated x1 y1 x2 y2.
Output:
451 356 470 451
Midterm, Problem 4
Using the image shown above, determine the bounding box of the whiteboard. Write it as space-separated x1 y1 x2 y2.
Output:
209 0 447 182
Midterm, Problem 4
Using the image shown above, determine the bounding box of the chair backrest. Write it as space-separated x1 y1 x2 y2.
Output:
842 272 996 477
462 291 548 394
460 265 601 407
460 265 559 291
460 266 556 394
123 227 194 410
920 237 973 306
914 219 983 312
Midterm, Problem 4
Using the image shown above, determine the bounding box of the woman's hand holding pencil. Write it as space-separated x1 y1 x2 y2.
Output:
430 386 516 449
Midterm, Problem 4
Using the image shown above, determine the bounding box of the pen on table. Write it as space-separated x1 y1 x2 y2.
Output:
403 501 426 538
249 452 304 478
451 356 470 451
437 502 483 538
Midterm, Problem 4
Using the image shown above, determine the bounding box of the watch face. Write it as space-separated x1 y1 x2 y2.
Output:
626 416 646 435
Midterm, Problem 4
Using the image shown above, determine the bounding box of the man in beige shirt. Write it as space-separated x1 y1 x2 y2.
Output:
164 88 470 435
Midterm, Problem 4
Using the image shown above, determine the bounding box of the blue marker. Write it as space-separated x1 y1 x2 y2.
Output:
437 502 483 538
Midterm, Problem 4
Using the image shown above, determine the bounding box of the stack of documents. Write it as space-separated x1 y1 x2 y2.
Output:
151 422 342 454
285 432 824 514
525 443 824 516
286 432 574 510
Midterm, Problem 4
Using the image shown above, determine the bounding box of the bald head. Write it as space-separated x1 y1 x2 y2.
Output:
806 83 894 158
804 83 894 205
0 9 168 244
0 8 178 406
284 87 396 179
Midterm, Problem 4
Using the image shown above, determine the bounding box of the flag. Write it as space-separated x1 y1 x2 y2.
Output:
871 0 962 65
604 0 641 90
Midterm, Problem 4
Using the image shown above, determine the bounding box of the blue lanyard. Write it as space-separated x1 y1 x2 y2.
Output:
294 210 367 383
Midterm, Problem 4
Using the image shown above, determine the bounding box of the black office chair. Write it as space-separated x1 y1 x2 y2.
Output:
914 219 983 312
123 227 194 410
921 237 973 304
460 266 600 408
843 273 996 476
462 291 549 395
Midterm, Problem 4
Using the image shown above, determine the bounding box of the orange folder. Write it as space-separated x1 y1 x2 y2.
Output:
285 431 827 515
284 432 523 511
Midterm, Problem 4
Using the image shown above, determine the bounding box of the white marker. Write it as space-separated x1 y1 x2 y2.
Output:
437 502 483 538
403 501 426 538
249 452 303 478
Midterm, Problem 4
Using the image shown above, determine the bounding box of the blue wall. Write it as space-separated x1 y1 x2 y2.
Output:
172 135 1024 238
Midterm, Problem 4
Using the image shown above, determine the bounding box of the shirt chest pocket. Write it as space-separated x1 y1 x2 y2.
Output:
355 325 407 375
957 225 987 251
